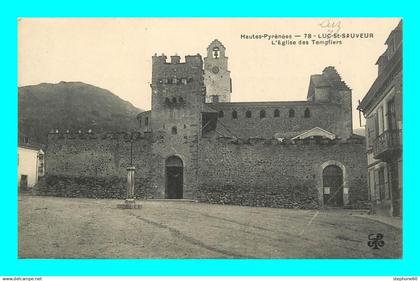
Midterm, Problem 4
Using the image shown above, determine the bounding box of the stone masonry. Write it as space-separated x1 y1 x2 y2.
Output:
37 39 368 209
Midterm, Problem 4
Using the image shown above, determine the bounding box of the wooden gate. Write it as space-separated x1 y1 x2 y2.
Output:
165 156 183 199
323 165 344 207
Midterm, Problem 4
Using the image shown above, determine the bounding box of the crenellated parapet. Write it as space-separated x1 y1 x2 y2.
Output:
152 54 203 85
152 53 203 66
201 135 364 146
47 131 153 143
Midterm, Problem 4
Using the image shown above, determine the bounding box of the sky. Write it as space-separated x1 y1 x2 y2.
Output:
18 18 401 129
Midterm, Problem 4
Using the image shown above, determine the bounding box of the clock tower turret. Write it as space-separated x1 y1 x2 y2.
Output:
204 39 232 103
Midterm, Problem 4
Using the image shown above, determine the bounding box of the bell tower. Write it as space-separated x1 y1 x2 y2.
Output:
204 39 232 103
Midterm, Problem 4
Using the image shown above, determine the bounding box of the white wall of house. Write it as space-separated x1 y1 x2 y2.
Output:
18 147 43 188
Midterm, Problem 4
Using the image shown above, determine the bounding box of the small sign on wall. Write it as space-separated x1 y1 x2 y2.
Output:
324 187 330 194
343 187 349 195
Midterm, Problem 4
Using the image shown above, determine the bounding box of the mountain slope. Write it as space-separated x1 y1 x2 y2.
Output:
19 81 142 145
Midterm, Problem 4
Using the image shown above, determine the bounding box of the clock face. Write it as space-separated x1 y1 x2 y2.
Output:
212 66 220 74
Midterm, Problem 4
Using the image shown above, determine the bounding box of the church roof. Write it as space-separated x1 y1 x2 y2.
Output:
292 127 336 140
274 131 306 140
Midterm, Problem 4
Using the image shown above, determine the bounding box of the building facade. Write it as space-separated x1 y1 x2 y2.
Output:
40 40 368 209
18 144 44 190
358 21 402 217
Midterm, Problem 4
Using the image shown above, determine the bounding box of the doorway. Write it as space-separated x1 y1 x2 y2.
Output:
165 156 183 199
20 175 28 191
323 165 344 207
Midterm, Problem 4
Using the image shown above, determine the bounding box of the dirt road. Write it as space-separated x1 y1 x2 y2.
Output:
18 195 401 258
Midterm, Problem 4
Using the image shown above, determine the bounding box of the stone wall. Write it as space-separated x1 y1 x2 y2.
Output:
36 132 153 198
198 137 368 209
34 175 147 199
205 101 350 139
39 131 368 210
148 132 201 199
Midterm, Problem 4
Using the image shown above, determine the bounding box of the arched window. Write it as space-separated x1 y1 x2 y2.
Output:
289 109 295 118
138 117 141 127
179 97 184 103
246 110 252 118
218 110 224 118
232 110 238 119
304 108 311 118
171 126 177 135
165 97 170 104
213 47 220 58
274 109 280 117
145 117 149 126
260 110 266 119
172 97 177 103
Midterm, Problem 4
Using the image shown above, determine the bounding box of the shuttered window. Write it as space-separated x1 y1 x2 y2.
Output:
368 169 375 201
366 114 377 149
378 167 385 200
384 166 390 200
374 169 380 200
378 106 384 135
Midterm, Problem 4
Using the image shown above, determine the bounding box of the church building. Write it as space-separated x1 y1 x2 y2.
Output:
42 39 368 209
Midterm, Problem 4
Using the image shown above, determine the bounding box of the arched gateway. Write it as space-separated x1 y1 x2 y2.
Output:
322 165 344 207
165 156 183 199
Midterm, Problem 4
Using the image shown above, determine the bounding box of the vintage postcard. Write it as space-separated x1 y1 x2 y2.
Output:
17 18 402 259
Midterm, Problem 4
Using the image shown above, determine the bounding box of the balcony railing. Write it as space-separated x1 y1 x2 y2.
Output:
373 129 402 160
